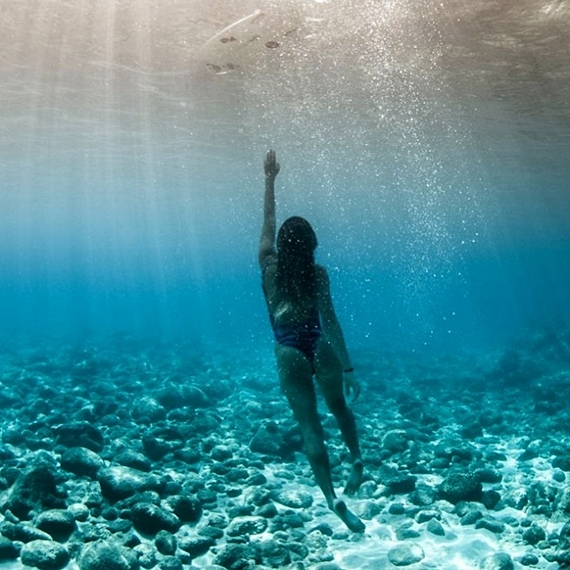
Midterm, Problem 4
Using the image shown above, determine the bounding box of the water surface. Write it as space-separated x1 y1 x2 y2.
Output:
1 0 569 354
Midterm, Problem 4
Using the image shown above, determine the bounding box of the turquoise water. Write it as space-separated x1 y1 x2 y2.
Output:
1 0 569 355
1 5 570 568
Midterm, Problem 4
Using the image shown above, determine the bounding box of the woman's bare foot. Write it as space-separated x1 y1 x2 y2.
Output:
344 459 363 496
332 498 365 533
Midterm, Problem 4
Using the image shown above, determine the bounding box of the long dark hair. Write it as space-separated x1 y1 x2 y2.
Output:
276 216 318 302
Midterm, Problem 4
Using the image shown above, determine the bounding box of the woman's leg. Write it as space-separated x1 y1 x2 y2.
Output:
314 340 364 496
276 343 365 533
275 344 336 506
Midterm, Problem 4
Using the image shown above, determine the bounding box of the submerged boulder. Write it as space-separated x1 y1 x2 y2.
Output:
97 467 164 502
479 552 514 570
165 495 202 524
78 540 139 570
142 427 184 461
54 422 105 453
60 447 104 478
0 537 18 561
155 384 210 410
20 540 70 570
130 502 181 535
34 509 76 542
2 454 66 519
388 543 425 566
214 543 261 569
438 470 482 504
131 397 166 423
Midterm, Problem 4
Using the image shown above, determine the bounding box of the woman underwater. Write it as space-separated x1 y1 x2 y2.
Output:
258 150 365 533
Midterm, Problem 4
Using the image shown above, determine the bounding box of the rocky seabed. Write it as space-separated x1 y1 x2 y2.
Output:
0 331 569 570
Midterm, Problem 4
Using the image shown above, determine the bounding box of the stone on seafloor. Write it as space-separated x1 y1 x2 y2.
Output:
20 540 70 570
387 543 425 566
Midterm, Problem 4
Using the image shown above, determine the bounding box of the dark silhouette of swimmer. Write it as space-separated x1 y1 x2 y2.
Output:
259 150 365 533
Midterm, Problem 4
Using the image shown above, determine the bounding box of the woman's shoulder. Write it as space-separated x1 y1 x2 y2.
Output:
315 265 331 292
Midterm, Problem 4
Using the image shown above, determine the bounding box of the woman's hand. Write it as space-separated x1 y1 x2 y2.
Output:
343 370 361 403
264 150 280 180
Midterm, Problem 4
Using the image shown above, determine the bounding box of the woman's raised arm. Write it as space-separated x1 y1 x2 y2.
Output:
258 150 280 267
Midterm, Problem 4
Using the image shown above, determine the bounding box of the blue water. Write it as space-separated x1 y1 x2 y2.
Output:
1 0 569 358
